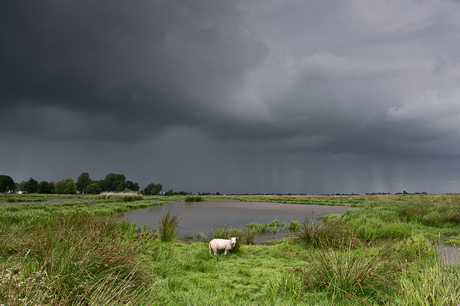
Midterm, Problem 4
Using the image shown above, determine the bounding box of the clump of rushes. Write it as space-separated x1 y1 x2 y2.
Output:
296 218 360 249
396 260 460 306
246 222 268 233
184 196 203 202
99 192 142 202
5 197 18 203
262 274 304 305
269 219 280 233
287 220 300 231
0 211 152 305
158 211 180 242
302 242 400 302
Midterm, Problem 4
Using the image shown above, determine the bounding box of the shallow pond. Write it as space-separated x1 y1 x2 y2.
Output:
122 199 353 238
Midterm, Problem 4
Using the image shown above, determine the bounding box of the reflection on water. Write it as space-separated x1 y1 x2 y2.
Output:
122 199 353 237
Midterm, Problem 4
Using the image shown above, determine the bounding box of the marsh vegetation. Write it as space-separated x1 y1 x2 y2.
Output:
1 194 459 305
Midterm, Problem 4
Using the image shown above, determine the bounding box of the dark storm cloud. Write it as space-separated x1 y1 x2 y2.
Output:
2 0 460 193
0 0 267 142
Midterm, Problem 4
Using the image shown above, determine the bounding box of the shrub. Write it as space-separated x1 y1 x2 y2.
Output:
158 211 180 242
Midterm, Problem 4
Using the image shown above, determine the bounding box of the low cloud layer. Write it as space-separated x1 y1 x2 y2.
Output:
1 0 460 193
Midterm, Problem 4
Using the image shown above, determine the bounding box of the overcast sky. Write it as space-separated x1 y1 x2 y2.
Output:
1 0 460 194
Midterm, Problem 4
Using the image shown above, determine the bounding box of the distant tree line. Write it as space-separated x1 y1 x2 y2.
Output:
0 173 167 195
76 172 141 195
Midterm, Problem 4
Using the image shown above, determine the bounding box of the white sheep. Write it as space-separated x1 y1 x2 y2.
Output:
209 237 238 255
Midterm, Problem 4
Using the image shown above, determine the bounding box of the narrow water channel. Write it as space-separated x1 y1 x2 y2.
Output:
438 244 460 265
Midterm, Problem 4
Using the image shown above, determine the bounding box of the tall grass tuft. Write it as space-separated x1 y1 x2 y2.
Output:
0 211 152 305
158 211 180 242
296 218 360 249
269 219 280 233
395 260 460 306
246 222 269 233
302 242 400 302
184 196 203 202
288 220 300 231
262 274 304 305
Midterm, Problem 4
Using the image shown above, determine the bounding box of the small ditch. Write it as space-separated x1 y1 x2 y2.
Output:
437 244 460 265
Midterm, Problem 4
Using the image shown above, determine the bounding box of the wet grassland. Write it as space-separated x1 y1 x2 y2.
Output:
1 194 460 305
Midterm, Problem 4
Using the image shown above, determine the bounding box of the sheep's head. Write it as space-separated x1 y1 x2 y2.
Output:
229 237 238 247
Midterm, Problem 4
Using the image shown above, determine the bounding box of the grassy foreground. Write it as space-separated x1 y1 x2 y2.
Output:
1 194 460 305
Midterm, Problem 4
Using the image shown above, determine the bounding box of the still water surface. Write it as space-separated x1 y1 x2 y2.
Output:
122 199 353 237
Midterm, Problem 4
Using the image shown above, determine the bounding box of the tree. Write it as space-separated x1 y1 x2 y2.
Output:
125 181 139 192
165 189 174 196
143 183 163 195
116 182 125 192
100 173 127 192
76 172 92 194
38 181 55 194
18 181 26 192
55 178 77 194
0 175 16 193
24 178 39 193
85 182 102 195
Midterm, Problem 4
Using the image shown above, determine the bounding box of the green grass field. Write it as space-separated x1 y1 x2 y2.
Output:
1 194 459 305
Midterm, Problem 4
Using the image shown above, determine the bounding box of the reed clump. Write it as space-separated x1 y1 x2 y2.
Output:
158 211 180 242
296 218 360 249
99 192 143 202
302 241 401 303
184 196 203 202
246 219 281 234
246 222 269 233
0 211 154 305
288 220 300 231
395 260 460 305
262 274 303 305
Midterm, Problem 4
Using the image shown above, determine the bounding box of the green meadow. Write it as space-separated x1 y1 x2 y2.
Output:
1 194 459 305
